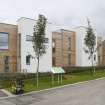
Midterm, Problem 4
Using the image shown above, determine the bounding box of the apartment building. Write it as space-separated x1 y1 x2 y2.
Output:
17 17 52 73
73 26 98 66
52 29 76 67
0 18 100 73
0 23 17 73
102 40 105 65
0 17 52 73
97 37 103 66
97 37 105 66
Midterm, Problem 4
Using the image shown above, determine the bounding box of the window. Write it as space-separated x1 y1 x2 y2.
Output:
0 32 9 49
68 37 71 51
43 38 49 43
4 56 9 64
18 33 21 57
26 55 31 65
26 35 33 41
52 57 56 66
98 56 100 65
52 39 56 53
94 54 96 61
68 54 71 65
4 56 9 72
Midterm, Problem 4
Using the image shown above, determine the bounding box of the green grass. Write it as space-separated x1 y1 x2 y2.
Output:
1 70 105 93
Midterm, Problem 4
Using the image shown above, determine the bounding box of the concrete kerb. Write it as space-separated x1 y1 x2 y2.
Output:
0 76 105 100
0 89 15 100
1 89 13 96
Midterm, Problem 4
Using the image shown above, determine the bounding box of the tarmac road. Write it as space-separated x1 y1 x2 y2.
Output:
0 78 105 105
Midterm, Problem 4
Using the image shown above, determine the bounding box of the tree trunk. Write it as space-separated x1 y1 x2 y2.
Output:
91 54 95 75
36 56 39 88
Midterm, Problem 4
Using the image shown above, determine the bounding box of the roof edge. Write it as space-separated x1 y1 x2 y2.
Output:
0 22 17 26
17 17 37 22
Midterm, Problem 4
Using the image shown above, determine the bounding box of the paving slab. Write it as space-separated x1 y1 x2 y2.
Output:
0 90 8 97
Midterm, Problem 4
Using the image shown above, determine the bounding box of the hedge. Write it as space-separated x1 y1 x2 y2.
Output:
0 66 105 80
63 66 105 73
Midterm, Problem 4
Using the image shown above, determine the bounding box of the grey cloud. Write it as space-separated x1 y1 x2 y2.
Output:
0 0 104 38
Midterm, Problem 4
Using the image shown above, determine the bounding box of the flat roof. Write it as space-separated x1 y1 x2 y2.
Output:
17 17 51 24
0 22 17 26
53 29 75 33
17 17 37 22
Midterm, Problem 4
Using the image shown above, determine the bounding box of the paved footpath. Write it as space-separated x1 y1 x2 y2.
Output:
0 78 105 105
0 90 8 97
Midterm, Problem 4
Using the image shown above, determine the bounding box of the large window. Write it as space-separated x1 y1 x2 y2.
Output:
0 32 9 49
26 35 49 43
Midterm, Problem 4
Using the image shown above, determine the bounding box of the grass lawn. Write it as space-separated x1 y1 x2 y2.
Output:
1 70 105 93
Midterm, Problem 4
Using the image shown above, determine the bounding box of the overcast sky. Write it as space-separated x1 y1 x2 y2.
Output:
0 0 105 38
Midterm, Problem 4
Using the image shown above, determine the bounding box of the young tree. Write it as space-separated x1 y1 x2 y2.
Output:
84 19 96 73
33 14 47 87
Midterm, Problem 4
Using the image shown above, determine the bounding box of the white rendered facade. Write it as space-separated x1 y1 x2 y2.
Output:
17 17 52 73
73 26 98 66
